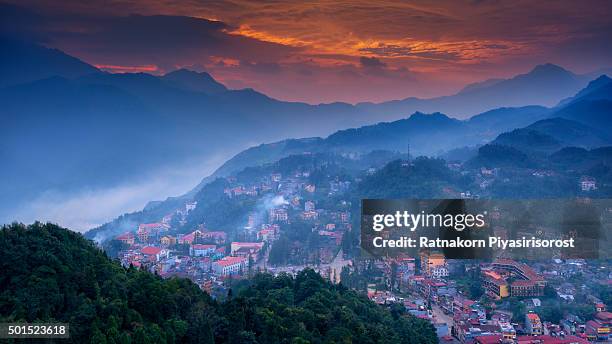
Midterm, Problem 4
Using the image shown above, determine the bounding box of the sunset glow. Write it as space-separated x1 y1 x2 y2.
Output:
3 0 612 103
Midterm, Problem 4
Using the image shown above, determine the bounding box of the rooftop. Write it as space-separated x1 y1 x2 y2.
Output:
214 256 247 267
141 246 162 255
192 244 216 250
526 313 540 321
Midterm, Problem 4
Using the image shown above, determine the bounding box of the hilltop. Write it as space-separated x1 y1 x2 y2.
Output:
0 222 436 344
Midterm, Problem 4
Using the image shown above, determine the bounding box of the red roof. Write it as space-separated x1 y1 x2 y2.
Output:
214 256 246 267
512 280 537 287
516 335 588 344
139 223 167 229
475 334 502 344
493 259 544 281
116 232 134 240
141 246 162 255
204 231 227 238
527 313 540 321
192 244 215 250
596 311 612 321
587 320 605 329
231 242 263 248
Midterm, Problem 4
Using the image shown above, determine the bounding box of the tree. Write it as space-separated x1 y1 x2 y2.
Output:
0 223 438 344
268 235 290 266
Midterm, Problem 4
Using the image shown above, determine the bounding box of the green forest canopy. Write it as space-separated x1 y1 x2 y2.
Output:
0 223 437 344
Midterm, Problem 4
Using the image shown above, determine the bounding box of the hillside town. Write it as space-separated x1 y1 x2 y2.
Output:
107 155 612 344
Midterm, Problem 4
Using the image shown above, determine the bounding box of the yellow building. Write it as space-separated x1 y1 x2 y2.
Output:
160 235 176 246
420 251 447 277
482 270 509 299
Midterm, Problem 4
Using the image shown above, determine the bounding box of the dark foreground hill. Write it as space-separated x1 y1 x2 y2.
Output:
0 223 437 344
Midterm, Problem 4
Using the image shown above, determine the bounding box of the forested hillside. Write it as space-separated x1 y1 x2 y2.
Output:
0 223 437 344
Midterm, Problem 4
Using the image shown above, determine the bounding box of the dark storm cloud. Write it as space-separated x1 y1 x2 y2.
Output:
2 0 612 103
359 56 387 68
0 2 297 74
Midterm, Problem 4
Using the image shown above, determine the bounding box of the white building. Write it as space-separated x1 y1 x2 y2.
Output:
305 200 315 211
431 265 449 278
213 256 247 276
580 177 597 191
190 244 216 257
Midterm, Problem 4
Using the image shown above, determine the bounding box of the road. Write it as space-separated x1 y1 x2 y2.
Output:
431 303 453 326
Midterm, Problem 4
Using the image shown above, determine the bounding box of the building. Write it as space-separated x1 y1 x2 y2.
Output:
138 223 170 233
213 256 247 276
580 176 597 191
340 212 350 223
420 251 447 278
480 167 497 176
482 270 510 299
586 312 611 341
301 210 318 220
190 244 216 257
160 235 176 246
498 321 516 340
178 230 203 245
257 225 279 242
141 246 169 262
525 313 543 336
305 200 315 211
116 232 135 245
136 227 150 243
269 208 288 223
161 214 174 224
488 259 546 297
202 231 227 245
230 242 264 261
185 201 197 212
431 265 449 278
246 213 256 229
475 335 588 344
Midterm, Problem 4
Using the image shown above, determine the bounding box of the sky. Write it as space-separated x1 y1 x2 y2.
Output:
3 0 612 103
2 1 612 231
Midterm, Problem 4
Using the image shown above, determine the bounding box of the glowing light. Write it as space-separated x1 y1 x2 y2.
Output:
94 64 159 73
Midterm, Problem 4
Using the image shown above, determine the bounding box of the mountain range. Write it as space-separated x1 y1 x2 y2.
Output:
355 63 607 120
1 37 610 227
85 71 612 242
198 75 612 182
489 75 612 153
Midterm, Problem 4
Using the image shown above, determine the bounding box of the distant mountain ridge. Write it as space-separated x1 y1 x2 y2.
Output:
1 38 609 228
161 68 228 94
171 75 612 196
85 69 612 241
193 106 553 186
547 74 612 134
356 63 592 120
490 118 611 153
557 75 612 106
0 38 100 87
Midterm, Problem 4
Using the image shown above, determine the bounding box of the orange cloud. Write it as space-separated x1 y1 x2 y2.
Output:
94 64 159 73
6 0 612 103
227 25 312 48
